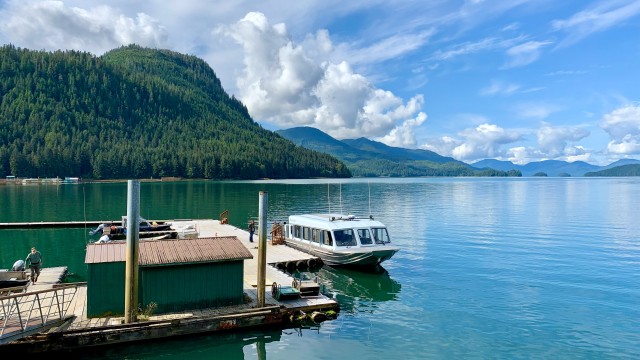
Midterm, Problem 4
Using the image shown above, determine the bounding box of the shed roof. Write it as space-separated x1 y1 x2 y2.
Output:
85 237 253 265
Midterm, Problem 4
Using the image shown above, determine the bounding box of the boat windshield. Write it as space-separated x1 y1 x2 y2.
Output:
334 229 357 247
372 227 391 244
357 228 373 245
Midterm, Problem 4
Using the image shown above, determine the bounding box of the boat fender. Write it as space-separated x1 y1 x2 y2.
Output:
296 260 308 270
307 258 317 269
276 262 286 271
289 310 307 323
310 311 327 323
285 262 296 272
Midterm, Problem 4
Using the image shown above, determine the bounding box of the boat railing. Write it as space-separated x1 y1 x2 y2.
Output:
0 283 84 344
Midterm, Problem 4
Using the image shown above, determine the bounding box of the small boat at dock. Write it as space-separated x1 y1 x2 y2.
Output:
89 216 177 240
0 270 30 290
283 214 399 269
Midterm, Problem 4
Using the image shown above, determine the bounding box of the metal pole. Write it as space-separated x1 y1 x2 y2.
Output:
257 191 268 307
124 180 140 323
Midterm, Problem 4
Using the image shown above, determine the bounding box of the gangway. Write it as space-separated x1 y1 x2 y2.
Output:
0 284 82 344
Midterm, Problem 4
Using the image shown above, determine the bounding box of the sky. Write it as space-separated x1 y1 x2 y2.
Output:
1 1 639 166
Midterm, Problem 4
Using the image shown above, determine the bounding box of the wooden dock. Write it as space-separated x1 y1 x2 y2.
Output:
0 219 338 353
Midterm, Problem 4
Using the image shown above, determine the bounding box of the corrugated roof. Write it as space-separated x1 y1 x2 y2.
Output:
85 237 253 265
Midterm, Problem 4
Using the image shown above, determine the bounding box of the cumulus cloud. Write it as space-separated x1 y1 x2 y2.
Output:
376 112 428 147
537 123 590 157
601 104 640 155
216 12 426 139
422 123 522 162
0 0 167 55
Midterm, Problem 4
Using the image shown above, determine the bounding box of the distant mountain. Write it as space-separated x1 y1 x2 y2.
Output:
341 137 458 163
472 158 640 177
585 164 640 177
276 127 521 177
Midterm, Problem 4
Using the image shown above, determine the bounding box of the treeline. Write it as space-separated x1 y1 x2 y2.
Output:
349 159 521 177
0 44 351 179
585 164 640 177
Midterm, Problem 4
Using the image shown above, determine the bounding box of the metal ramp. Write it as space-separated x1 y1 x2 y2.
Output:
0 284 81 344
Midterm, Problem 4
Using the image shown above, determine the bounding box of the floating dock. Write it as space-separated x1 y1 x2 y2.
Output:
0 219 339 353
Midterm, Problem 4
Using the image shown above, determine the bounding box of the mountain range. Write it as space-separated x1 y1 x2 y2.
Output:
277 126 640 177
276 127 520 177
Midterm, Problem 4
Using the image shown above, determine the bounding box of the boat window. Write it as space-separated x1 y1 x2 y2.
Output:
334 229 357 247
357 228 373 245
294 225 302 239
322 230 332 246
303 227 310 241
312 229 320 243
372 227 391 244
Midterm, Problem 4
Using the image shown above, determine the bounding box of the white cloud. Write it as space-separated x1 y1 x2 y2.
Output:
480 80 520 96
552 0 640 47
503 40 552 68
513 102 560 119
217 12 426 139
601 104 640 155
0 0 167 55
422 123 522 162
537 124 590 157
376 112 428 147
431 36 524 62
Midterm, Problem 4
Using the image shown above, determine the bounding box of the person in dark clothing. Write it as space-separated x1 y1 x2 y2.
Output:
25 247 43 283
248 220 256 243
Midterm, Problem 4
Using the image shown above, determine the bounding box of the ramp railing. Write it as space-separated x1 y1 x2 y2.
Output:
0 283 83 344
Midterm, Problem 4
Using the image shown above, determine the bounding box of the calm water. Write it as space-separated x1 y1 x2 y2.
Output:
1 178 639 359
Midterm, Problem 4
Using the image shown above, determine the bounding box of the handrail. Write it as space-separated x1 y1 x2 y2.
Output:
0 283 83 344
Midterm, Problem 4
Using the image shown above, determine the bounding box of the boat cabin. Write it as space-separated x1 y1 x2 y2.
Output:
285 214 392 249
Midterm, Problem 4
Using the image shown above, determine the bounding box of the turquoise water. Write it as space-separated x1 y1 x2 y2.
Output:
1 178 639 359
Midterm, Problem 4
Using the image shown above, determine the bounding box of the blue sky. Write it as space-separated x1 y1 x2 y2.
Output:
1 1 639 165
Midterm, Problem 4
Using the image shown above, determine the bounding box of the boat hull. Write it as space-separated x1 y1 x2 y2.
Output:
0 279 30 289
284 239 399 268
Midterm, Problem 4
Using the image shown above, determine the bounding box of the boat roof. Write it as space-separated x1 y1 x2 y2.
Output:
287 213 387 230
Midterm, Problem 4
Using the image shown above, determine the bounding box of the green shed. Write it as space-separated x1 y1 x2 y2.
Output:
84 236 253 318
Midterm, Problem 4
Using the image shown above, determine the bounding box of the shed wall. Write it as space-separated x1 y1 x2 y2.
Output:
86 262 126 317
140 261 245 313
86 260 245 317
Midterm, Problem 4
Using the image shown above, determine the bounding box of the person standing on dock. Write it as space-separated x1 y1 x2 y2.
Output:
25 246 43 283
248 220 256 243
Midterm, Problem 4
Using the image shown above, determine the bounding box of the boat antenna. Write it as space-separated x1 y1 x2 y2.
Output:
339 182 343 215
327 183 331 217
368 181 371 216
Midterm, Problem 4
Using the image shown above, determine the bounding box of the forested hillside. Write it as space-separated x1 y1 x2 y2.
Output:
584 164 640 176
277 127 521 177
0 44 351 179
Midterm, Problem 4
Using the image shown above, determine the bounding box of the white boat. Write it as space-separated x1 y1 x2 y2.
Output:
283 213 399 269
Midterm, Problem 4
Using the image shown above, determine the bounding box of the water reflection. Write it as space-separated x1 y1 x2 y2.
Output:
71 328 283 359
298 265 401 314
